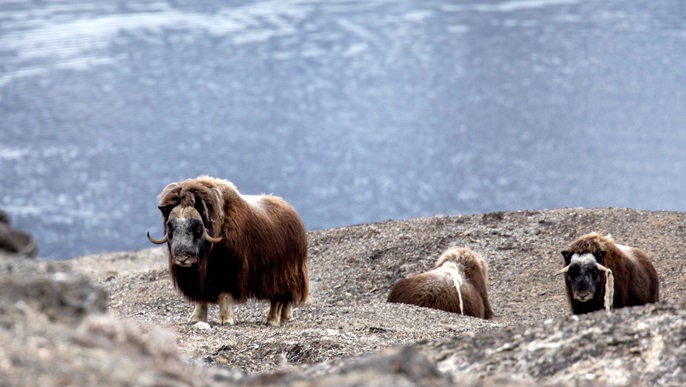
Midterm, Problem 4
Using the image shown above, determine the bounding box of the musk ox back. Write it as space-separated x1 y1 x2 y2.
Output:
557 232 659 315
147 176 308 326
387 247 493 319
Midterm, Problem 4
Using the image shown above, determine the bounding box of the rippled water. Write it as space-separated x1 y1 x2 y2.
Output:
1 0 685 258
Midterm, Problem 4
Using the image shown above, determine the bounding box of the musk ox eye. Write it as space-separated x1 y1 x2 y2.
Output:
193 223 203 237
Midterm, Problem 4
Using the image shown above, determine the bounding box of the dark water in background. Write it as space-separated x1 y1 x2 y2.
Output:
1 0 685 259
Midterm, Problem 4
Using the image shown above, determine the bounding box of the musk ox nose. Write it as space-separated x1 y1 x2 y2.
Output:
171 245 198 267
173 254 196 267
575 291 592 302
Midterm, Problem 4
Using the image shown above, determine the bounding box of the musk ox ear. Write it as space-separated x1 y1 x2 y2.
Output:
157 183 180 219
593 250 606 264
157 204 174 219
561 250 573 265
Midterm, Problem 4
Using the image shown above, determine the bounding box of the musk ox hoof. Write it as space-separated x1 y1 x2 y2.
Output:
188 303 208 323
265 301 291 327
219 317 235 326
264 313 281 327
217 294 235 326
188 315 208 324
280 304 293 323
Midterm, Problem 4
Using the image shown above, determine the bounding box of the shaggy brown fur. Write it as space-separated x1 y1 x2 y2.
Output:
387 247 493 319
560 233 659 315
149 176 308 326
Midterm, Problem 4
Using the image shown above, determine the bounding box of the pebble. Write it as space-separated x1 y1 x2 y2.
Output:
192 322 212 330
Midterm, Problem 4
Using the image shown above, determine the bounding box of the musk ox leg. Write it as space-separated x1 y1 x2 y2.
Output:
280 302 293 324
265 301 283 327
188 302 208 323
217 293 235 325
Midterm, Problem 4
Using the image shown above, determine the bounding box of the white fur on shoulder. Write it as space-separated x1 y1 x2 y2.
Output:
436 262 464 315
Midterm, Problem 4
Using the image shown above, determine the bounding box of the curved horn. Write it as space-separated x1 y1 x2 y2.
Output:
595 263 609 272
555 265 570 276
204 231 223 244
147 231 168 245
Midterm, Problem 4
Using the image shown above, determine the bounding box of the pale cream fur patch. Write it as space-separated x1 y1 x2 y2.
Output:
243 194 266 214
435 262 465 315
617 244 637 264
570 253 597 265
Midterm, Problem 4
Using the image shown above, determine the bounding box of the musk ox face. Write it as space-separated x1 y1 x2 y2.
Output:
147 205 222 268
560 250 606 302
166 207 206 267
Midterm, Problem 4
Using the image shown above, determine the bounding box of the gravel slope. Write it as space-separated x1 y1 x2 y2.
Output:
64 207 685 385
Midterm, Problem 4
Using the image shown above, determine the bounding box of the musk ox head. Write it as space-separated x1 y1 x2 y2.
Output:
558 250 607 302
557 233 615 312
435 247 487 274
147 182 223 268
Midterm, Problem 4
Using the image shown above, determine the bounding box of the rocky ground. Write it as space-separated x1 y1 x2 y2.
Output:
2 207 686 386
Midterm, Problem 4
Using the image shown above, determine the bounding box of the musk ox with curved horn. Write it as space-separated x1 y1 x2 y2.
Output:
147 176 309 326
387 247 493 319
557 232 659 315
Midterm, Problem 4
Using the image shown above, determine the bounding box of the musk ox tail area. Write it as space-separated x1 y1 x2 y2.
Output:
387 247 493 320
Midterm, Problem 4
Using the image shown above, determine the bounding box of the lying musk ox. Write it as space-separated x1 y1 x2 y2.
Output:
557 232 659 315
387 247 493 319
147 176 308 326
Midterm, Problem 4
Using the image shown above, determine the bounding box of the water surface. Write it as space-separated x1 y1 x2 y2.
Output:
1 0 685 258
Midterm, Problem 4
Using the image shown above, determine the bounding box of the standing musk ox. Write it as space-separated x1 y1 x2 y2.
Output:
387 247 493 319
557 232 659 315
147 176 309 326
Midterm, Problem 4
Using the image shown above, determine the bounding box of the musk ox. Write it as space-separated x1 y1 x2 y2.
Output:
557 232 659 315
147 176 308 326
387 247 493 319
